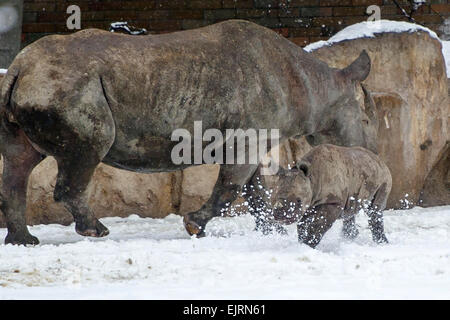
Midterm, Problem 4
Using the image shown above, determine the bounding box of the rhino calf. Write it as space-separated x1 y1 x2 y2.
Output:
245 144 392 248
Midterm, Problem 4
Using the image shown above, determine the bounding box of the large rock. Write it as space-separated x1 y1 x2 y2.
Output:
308 29 449 208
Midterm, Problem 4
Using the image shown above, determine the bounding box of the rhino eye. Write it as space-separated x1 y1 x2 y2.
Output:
299 164 309 177
306 135 315 145
362 119 369 125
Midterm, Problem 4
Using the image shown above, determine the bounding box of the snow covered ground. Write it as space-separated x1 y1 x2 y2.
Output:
0 205 449 299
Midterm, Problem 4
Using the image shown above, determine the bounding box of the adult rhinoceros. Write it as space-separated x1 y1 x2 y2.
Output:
0 20 376 245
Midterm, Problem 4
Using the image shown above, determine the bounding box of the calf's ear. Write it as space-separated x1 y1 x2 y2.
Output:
338 50 371 82
295 161 310 177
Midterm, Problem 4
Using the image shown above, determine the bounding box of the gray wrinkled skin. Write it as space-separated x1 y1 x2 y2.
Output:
247 144 392 248
0 20 376 244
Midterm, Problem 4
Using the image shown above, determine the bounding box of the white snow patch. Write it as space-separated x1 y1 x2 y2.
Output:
0 206 449 299
304 20 439 52
0 69 7 74
441 41 450 78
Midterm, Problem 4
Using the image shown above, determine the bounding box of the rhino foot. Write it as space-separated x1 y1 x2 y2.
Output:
5 232 39 246
75 219 109 238
342 225 359 240
373 234 389 244
183 213 207 238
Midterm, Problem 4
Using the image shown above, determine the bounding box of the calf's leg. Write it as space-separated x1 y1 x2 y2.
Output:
243 184 287 235
342 216 359 240
367 184 389 244
297 204 341 248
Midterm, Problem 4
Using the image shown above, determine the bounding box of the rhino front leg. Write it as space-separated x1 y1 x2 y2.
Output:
183 164 258 237
297 204 341 248
0 121 44 245
342 216 359 240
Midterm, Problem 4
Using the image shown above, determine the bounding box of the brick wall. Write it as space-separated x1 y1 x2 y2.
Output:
22 0 450 47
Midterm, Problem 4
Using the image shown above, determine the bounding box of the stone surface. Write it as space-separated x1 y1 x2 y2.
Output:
310 31 449 208
419 142 450 207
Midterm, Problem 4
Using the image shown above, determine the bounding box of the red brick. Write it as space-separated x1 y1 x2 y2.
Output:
342 16 369 25
254 0 280 8
289 0 320 7
430 4 450 14
267 8 300 17
22 23 57 33
188 0 222 9
24 2 56 12
170 10 204 19
80 11 105 21
155 0 189 9
333 6 367 16
301 7 333 16
351 0 382 6
309 35 329 42
290 27 322 37
137 10 171 20
414 14 445 24
289 36 310 46
381 5 399 16
236 9 267 18
148 20 182 31
37 11 67 23
82 21 111 30
311 16 345 27
103 11 140 21
273 27 290 37
320 0 352 6
223 0 254 9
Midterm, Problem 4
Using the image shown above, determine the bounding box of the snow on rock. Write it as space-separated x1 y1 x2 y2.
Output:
304 19 450 82
304 20 439 52
441 41 450 78
0 206 449 299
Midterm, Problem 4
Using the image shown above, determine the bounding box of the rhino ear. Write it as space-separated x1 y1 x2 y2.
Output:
339 50 371 82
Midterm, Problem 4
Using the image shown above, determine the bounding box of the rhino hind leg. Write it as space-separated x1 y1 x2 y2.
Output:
54 157 109 237
0 120 44 245
184 164 258 237
342 216 359 240
297 204 341 248
11 78 115 238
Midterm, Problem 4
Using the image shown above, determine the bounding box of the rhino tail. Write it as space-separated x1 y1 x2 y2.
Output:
0 67 19 121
